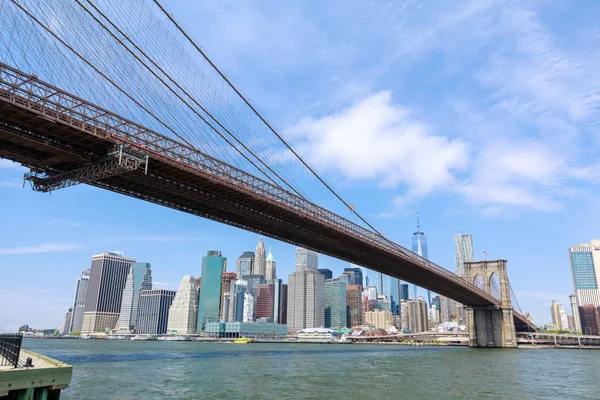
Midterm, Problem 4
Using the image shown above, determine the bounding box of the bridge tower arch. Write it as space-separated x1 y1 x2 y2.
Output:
462 260 517 348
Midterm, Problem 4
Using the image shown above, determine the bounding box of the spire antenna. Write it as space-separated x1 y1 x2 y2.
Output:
416 208 420 231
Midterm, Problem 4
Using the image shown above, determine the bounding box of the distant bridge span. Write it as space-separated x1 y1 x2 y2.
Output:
0 63 534 332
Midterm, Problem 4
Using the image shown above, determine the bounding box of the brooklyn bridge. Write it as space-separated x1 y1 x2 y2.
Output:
0 0 535 347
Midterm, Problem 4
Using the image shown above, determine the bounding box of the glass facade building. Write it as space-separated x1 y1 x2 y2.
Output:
236 252 254 279
343 267 364 286
295 248 318 272
324 280 347 329
204 322 288 339
137 289 176 335
571 249 597 289
197 250 226 331
69 268 90 333
453 234 474 276
82 252 136 333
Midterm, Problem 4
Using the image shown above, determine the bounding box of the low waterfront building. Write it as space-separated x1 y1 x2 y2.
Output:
204 322 288 339
297 328 334 343
167 276 199 335
137 289 176 335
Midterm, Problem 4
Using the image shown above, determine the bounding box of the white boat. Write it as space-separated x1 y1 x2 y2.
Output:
80 335 92 340
130 335 152 341
157 336 186 341
107 335 127 340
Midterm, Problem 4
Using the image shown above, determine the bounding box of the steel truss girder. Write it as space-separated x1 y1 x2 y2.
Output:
25 153 143 193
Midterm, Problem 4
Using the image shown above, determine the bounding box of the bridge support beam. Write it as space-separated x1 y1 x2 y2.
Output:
466 306 517 348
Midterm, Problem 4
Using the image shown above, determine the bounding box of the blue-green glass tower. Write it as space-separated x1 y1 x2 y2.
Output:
324 279 347 329
197 250 226 332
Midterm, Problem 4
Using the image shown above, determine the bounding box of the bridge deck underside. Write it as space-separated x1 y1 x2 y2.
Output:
0 92 532 332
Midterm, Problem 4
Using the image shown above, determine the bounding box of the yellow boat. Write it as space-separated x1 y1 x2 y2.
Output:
233 337 251 344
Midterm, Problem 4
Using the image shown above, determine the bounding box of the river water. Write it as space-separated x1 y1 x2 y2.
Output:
23 339 599 399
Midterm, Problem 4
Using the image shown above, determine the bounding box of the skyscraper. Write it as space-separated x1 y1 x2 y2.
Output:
368 272 399 315
254 238 266 276
242 274 266 321
82 252 136 334
197 250 226 331
324 279 347 329
167 276 199 334
401 298 429 333
365 310 392 330
295 248 318 272
346 284 363 328
266 248 276 280
62 308 73 335
569 294 581 333
220 272 238 322
579 305 600 335
411 211 429 302
228 279 247 322
343 267 363 286
550 300 569 330
236 252 254 278
69 268 90 333
570 242 600 309
117 262 152 332
256 283 276 322
453 234 474 276
137 289 176 335
400 284 409 301
256 279 287 324
287 248 324 331
243 292 255 322
318 269 333 280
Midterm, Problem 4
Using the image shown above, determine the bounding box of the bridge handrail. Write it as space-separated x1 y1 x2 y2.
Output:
0 62 499 304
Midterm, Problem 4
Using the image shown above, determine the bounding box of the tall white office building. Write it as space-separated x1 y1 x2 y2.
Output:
570 241 600 308
266 248 276 280
243 292 255 322
166 276 199 334
254 238 266 276
82 252 136 334
287 248 324 331
453 234 474 276
116 262 152 332
69 269 90 333
569 294 581 332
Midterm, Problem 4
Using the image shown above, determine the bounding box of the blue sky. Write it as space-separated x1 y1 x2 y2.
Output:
2 0 600 331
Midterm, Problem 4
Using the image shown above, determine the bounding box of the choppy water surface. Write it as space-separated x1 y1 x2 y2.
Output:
24 339 600 399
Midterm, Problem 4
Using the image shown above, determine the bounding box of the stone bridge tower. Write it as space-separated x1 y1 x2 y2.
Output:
462 259 517 348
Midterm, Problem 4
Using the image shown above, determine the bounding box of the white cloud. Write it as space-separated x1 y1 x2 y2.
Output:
0 159 19 169
152 281 177 289
0 243 83 255
286 91 468 198
0 181 21 189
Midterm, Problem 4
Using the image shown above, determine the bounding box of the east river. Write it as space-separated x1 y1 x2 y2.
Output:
23 339 600 399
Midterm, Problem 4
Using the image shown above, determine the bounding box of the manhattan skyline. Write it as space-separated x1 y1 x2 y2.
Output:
2 0 600 332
